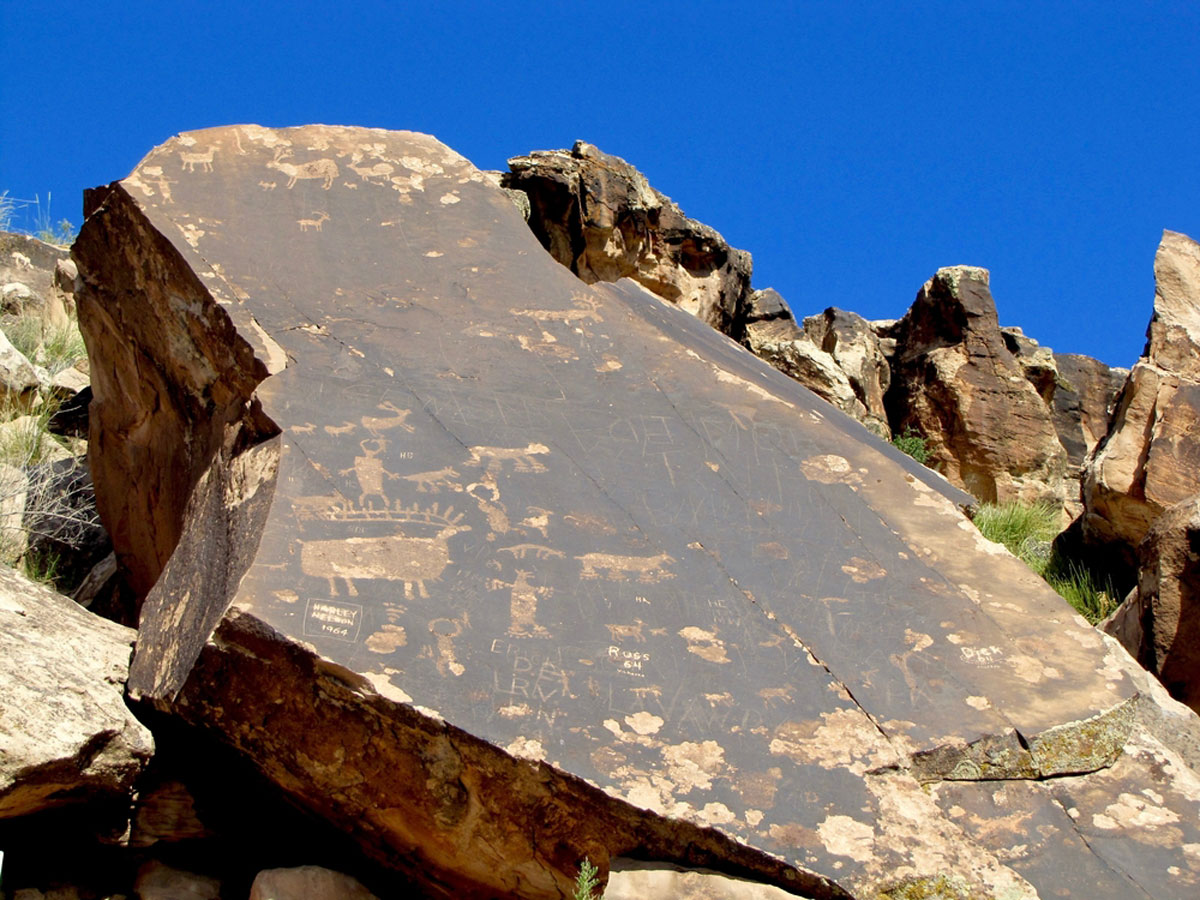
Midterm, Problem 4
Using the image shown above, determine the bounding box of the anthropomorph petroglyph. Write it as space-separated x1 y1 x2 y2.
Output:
429 613 469 677
489 570 552 638
340 439 400 508
498 543 564 560
468 443 550 474
576 551 676 583
466 475 510 537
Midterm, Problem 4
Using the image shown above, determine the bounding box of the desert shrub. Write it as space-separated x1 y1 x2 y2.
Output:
974 501 1118 624
891 427 929 464
573 859 602 900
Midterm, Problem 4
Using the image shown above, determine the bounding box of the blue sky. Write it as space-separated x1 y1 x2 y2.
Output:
3 1 1197 367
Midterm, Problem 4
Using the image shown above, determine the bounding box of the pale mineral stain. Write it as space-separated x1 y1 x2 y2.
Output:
361 670 412 705
965 696 992 710
365 624 407 654
661 740 726 793
505 736 546 762
816 815 876 863
1093 792 1181 830
625 711 665 735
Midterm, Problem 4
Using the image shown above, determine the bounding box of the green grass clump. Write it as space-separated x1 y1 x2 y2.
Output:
892 427 929 464
5 316 87 377
974 501 1118 624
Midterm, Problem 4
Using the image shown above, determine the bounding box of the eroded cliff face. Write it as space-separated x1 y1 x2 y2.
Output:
503 141 754 340
70 125 1200 899
885 266 1068 506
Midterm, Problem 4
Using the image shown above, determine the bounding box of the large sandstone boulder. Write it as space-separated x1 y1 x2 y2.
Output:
885 266 1068 505
1083 230 1200 568
504 141 753 338
72 125 1200 899
0 564 152 817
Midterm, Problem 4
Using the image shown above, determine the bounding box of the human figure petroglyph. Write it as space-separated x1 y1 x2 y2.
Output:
466 476 509 537
298 211 330 232
576 551 676 583
140 166 175 203
429 613 469 677
361 401 415 437
489 570 552 638
498 543 564 560
267 148 339 190
468 442 549 474
340 438 400 508
179 146 216 172
402 466 462 493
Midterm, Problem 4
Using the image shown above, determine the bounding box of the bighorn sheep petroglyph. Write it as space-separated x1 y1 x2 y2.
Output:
267 148 339 190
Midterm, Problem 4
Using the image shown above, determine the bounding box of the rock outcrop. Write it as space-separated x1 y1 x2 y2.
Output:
1051 353 1127 473
1136 496 1200 710
504 141 753 339
1083 230 1200 570
0 564 152 818
70 125 1200 899
885 266 1068 505
802 307 891 438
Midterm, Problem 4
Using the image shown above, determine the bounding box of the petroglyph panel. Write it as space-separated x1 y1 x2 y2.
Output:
102 125 1187 899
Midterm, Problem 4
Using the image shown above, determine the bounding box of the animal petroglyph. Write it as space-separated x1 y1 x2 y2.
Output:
489 570 552 638
179 146 216 172
349 160 396 181
605 620 647 643
576 551 675 583
299 505 469 599
298 211 329 232
510 294 603 327
520 507 552 538
498 543 564 560
468 443 550 474
361 401 415 437
340 439 400 508
267 148 339 190
402 466 462 493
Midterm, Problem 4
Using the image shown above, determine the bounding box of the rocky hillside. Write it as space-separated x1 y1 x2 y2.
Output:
2 127 1200 899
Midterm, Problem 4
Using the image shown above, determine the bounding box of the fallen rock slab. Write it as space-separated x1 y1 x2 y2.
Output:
0 564 152 818
73 125 1200 899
